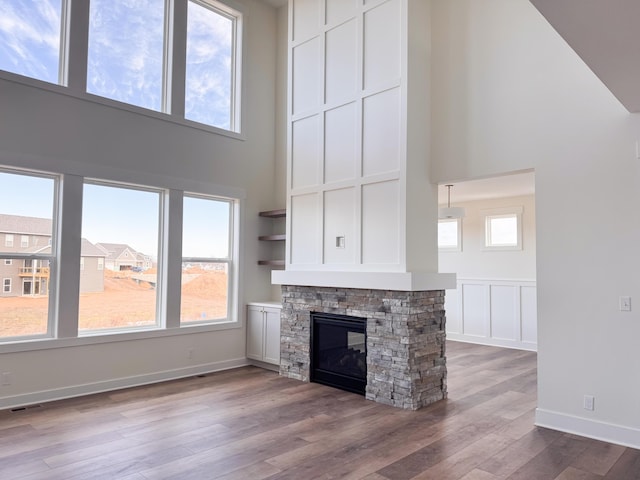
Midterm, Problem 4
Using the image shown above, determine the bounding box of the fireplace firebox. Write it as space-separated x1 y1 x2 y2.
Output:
310 312 367 395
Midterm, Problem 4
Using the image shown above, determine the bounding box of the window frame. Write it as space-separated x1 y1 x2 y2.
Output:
79 179 165 335
438 218 462 252
482 206 523 251
0 165 243 350
184 0 243 131
0 167 59 341
5 235 14 248
180 193 235 325
3 278 10 293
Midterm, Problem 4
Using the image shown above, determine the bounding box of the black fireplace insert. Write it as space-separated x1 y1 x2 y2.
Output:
310 312 367 395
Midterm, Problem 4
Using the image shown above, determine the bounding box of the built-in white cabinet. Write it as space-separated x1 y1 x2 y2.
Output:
246 302 281 366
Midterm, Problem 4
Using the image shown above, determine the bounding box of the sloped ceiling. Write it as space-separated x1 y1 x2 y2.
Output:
530 0 640 112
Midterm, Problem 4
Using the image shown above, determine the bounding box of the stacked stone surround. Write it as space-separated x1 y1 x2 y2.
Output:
279 285 447 410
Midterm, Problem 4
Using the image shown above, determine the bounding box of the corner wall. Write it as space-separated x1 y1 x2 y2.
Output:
431 0 640 447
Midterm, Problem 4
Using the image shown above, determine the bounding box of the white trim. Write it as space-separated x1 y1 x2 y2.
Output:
535 408 640 450
0 357 248 411
447 333 537 352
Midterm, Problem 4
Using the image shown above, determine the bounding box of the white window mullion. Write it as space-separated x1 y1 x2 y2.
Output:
55 174 84 339
171 0 189 118
65 0 90 94
163 190 184 329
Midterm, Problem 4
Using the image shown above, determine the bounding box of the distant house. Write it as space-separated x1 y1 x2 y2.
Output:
95 243 152 272
0 214 105 297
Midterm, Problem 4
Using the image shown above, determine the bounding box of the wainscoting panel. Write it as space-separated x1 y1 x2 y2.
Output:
460 283 488 338
445 278 537 351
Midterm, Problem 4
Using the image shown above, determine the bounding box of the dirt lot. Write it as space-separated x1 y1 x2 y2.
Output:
0 269 228 338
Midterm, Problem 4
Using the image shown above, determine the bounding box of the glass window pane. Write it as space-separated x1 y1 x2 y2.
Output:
0 0 63 84
185 1 234 129
438 219 459 248
0 171 55 338
489 215 518 246
80 183 160 332
87 0 165 111
182 196 230 258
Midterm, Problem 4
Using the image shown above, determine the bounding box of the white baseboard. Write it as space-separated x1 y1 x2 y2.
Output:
0 357 249 411
447 333 537 352
535 408 640 450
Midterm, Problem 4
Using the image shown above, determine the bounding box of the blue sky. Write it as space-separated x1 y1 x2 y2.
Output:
0 0 61 84
0 172 230 259
0 0 233 129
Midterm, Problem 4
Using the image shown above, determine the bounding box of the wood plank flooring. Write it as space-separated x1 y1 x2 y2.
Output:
0 341 637 479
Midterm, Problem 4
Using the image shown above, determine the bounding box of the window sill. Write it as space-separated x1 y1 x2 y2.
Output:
0 320 241 354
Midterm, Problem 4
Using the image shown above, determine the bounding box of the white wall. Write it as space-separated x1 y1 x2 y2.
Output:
431 0 640 447
0 0 279 408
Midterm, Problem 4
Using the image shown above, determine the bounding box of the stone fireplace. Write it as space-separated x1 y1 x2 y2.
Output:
279 285 447 410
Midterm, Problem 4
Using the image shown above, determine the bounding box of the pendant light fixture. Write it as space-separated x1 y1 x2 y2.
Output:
438 184 465 219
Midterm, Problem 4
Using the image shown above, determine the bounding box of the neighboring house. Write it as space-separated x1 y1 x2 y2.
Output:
95 243 152 271
0 214 105 296
79 238 106 293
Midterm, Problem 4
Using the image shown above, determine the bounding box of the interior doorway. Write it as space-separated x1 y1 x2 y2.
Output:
437 170 537 351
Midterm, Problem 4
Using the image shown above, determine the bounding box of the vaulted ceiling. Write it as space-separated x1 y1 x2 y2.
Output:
530 0 640 112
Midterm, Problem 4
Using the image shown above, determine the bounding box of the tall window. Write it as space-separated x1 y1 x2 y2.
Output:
4 234 13 247
0 0 65 84
79 182 161 332
181 195 232 323
0 169 57 338
185 1 236 129
87 0 165 111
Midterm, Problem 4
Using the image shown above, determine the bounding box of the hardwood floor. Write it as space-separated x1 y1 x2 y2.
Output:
0 341 637 479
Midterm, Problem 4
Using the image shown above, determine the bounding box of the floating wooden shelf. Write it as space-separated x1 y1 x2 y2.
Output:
259 209 286 218
258 234 286 241
258 260 285 266
258 209 286 267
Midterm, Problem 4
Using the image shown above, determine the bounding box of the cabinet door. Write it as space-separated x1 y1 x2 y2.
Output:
246 306 264 360
263 307 281 365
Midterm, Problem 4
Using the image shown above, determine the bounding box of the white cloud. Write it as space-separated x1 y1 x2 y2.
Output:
0 0 61 81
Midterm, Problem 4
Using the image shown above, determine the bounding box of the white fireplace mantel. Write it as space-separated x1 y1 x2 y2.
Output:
272 270 456 292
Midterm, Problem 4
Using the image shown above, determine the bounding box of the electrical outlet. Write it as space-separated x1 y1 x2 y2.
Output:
620 296 632 312
583 395 595 411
